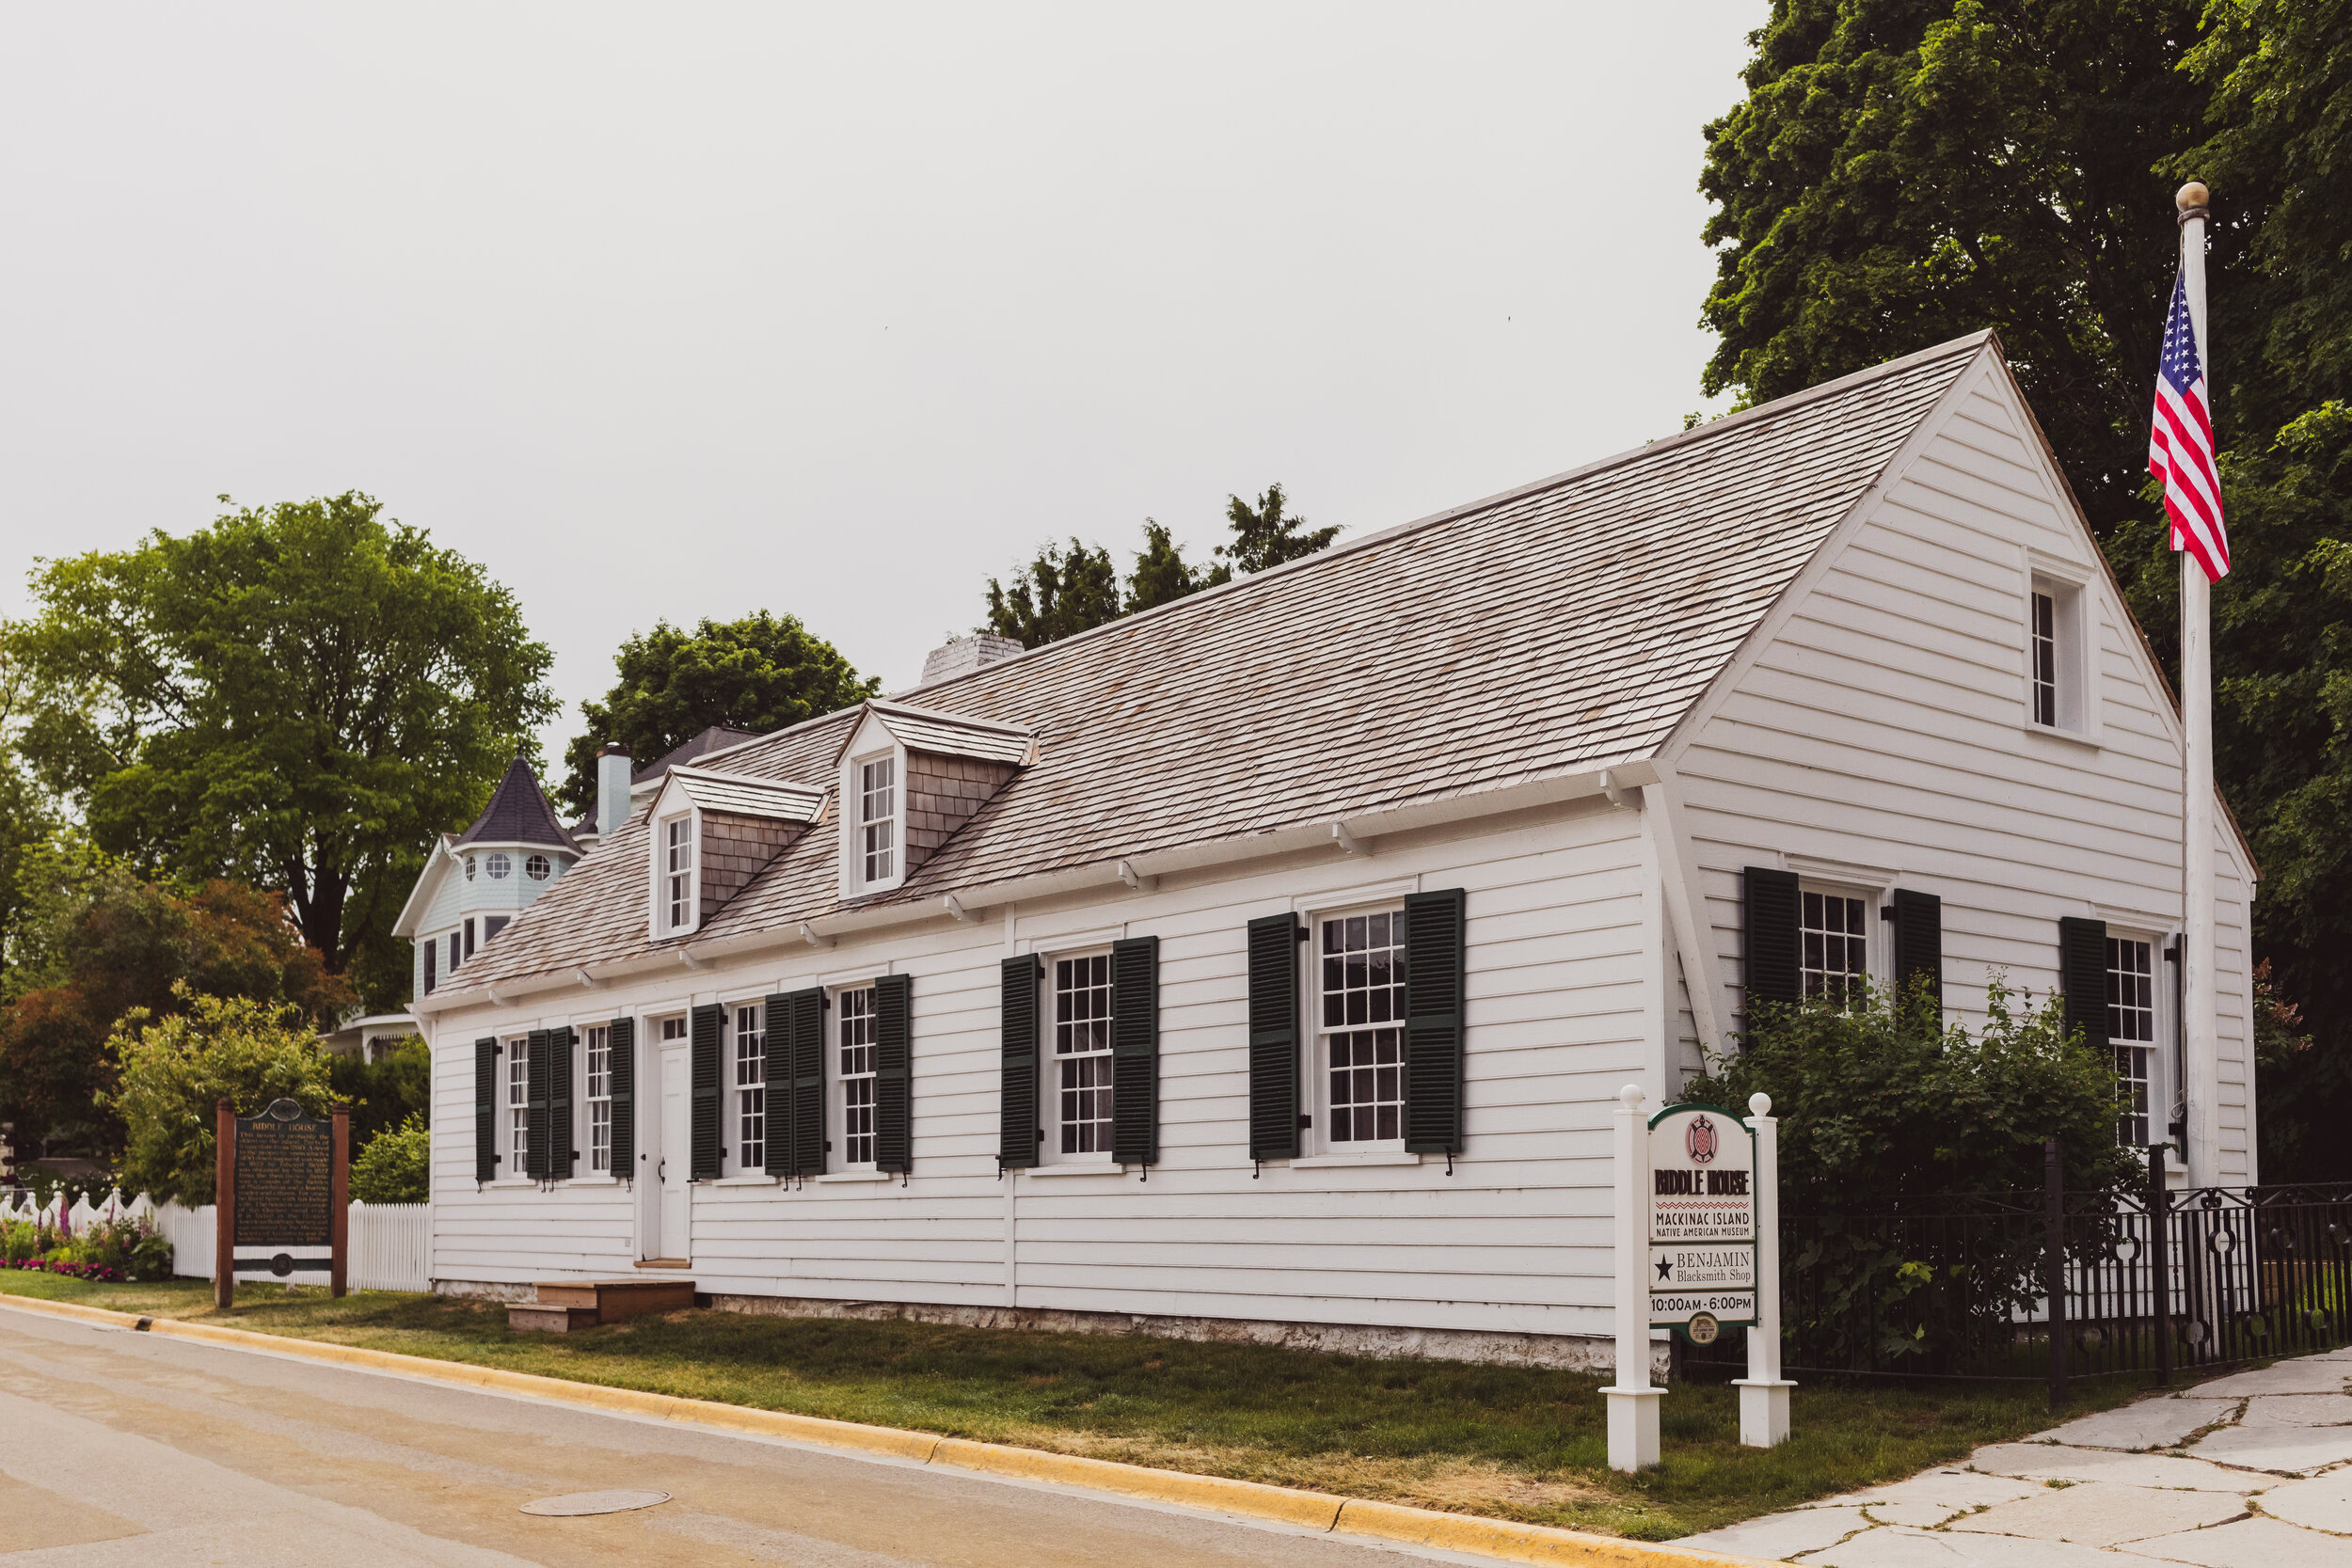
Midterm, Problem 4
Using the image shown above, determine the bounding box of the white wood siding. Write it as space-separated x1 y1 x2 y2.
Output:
1665 360 2256 1181
427 800 1655 1339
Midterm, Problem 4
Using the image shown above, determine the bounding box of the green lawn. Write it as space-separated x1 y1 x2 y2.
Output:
0 1272 2169 1541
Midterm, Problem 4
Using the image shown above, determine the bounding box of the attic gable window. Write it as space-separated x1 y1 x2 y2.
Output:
663 816 695 933
859 757 898 886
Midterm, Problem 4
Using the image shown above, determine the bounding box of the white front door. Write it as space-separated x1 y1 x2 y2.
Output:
658 1044 691 1259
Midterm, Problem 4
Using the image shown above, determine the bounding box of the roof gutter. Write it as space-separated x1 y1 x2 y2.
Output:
415 759 1655 1017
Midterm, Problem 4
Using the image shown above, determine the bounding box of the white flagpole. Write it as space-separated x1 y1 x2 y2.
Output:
2175 182 2217 1188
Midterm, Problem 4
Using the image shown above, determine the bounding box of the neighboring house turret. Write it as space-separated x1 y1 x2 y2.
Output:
394 753 583 1003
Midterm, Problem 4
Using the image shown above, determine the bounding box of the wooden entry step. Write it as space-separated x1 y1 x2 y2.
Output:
506 1278 696 1335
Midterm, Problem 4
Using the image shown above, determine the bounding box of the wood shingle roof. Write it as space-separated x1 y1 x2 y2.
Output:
449 334 1985 994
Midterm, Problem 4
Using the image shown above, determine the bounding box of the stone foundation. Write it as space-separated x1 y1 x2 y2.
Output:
707 1293 1668 1376
438 1278 1669 1376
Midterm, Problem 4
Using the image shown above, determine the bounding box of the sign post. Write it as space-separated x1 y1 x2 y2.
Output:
1603 1085 1661 1472
214 1097 236 1310
1730 1093 1792 1446
229 1099 345 1291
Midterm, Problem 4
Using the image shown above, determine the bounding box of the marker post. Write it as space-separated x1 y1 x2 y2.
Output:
1732 1092 1793 1446
1604 1084 1661 1472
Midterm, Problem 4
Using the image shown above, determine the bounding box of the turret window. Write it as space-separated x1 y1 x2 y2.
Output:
525 853 551 880
485 852 512 879
465 856 477 881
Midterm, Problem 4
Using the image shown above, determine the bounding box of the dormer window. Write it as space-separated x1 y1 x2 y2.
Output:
662 815 696 934
859 757 898 887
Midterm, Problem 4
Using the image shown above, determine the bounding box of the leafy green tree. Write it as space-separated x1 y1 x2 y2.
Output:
8 493 553 1000
103 988 335 1207
350 1114 430 1204
0 843 350 1153
1216 483 1336 577
1697 0 2210 531
561 611 877 813
1124 519 1211 613
327 1037 432 1155
983 539 1122 649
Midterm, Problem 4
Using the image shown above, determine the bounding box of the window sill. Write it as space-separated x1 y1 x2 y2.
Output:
1024 1162 1124 1178
566 1174 622 1186
2021 721 2101 751
814 1170 892 1184
712 1174 780 1187
1287 1151 1423 1168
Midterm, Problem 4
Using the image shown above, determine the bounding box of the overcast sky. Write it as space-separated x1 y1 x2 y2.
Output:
0 4 1766 767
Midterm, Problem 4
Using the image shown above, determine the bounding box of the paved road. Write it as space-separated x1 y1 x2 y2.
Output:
1677 1345 2352 1565
0 1306 1478 1568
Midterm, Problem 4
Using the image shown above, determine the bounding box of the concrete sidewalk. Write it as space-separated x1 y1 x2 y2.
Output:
1676 1347 2352 1565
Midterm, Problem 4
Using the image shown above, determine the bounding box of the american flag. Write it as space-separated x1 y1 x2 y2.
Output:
2149 271 2229 580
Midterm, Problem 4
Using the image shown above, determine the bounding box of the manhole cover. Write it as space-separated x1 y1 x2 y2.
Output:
519 1489 672 1517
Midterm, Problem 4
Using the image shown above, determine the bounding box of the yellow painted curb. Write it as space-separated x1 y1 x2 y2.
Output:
1334 1499 1770 1568
0 1293 1775 1568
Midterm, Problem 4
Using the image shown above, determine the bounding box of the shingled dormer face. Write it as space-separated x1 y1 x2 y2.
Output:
835 702 1033 900
644 766 826 940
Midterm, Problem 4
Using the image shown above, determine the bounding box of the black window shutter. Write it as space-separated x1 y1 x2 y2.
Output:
425 939 437 995
1248 913 1301 1162
2059 916 2109 1051
1111 936 1160 1166
525 1028 551 1180
761 992 793 1175
548 1025 577 1176
690 1002 724 1179
608 1018 636 1176
999 955 1041 1168
874 974 914 1174
1890 888 1943 1008
473 1037 499 1181
1742 866 1803 1021
1404 888 1468 1154
788 988 827 1177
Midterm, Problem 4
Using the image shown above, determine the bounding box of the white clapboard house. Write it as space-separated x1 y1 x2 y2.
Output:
410 332 2254 1367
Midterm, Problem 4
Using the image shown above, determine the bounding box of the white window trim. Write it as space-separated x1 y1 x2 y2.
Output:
2021 550 2101 743
649 806 702 939
728 999 768 1176
1305 898 1412 1158
498 1034 532 1182
831 983 880 1172
583 1022 613 1177
838 733 909 898
2105 926 2172 1149
1041 947 1117 1166
1796 879 1883 1004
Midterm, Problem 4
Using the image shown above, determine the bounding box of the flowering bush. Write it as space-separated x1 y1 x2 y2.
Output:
1 1257 125 1282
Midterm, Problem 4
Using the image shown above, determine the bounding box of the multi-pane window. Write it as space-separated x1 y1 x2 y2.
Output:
664 817 693 930
837 987 877 1166
584 1025 612 1174
734 1003 766 1171
1320 911 1406 1145
2108 937 2157 1146
506 1038 529 1177
526 853 552 880
859 758 897 884
1800 891 1868 1006
486 852 512 879
1054 954 1114 1156
2031 591 2058 727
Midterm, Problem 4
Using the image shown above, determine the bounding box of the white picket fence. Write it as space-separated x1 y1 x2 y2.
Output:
3 1189 430 1291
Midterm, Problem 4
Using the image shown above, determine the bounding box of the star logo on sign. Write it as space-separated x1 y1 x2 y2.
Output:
1656 1258 1674 1281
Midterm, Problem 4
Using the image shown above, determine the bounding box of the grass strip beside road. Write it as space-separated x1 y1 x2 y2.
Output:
0 1273 2153 1542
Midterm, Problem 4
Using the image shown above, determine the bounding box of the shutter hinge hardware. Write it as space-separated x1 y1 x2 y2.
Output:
1295 923 1311 942
1444 1150 1455 1176
1881 906 1897 924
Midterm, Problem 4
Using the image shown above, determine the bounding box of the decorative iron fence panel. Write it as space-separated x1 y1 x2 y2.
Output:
1687 1180 2352 1382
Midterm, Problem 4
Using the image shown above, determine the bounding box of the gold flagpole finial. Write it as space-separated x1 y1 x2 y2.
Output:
2176 181 2209 214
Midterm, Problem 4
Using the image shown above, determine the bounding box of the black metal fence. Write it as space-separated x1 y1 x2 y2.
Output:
1687 1148 2352 1395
